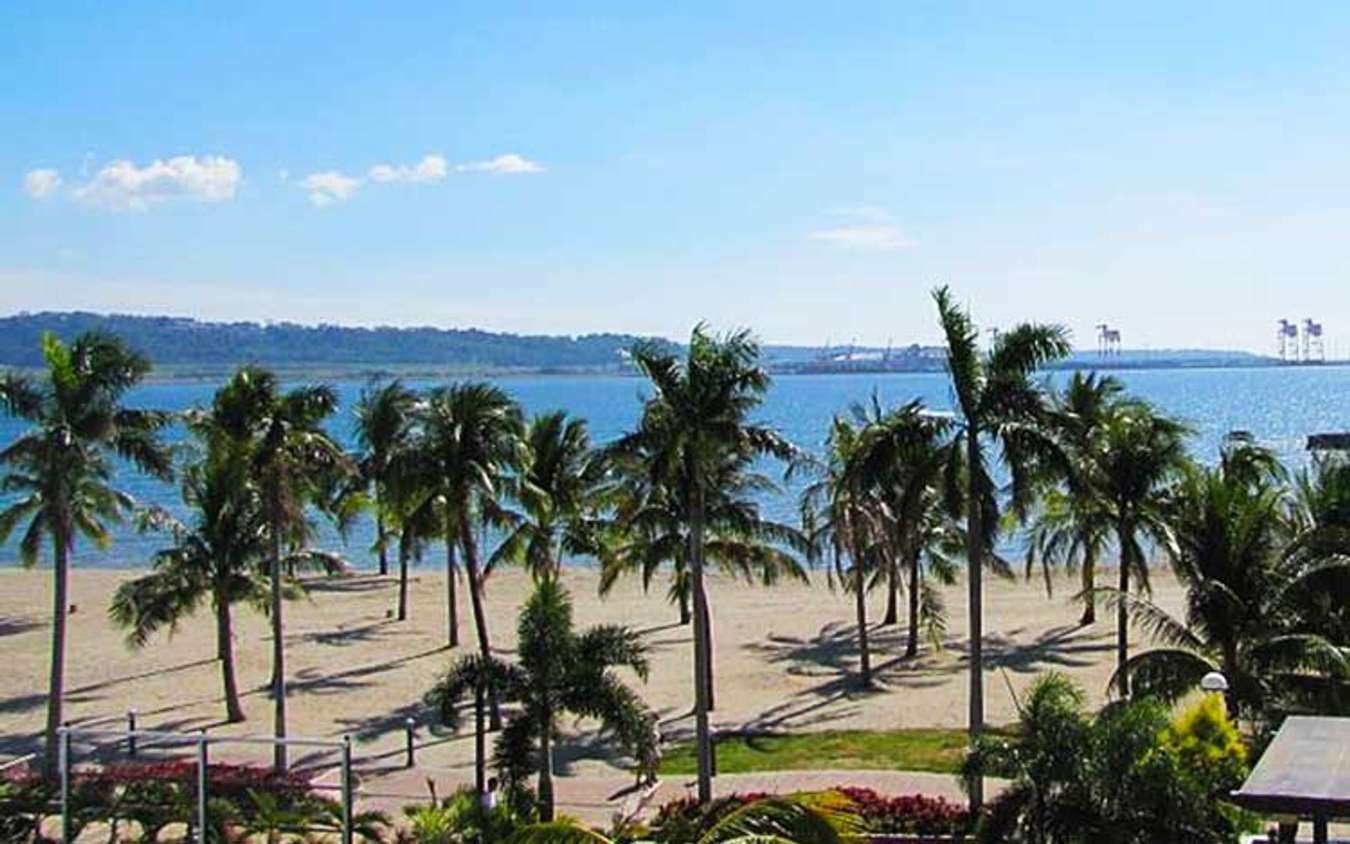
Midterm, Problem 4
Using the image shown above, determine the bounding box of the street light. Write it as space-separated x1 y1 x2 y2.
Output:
1200 671 1229 693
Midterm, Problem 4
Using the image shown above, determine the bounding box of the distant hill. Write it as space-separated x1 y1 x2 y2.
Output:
0 312 655 371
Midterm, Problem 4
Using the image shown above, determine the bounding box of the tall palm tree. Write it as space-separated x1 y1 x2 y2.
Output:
210 367 352 770
110 450 266 724
418 383 524 729
353 379 419 577
1102 457 1350 725
383 451 441 622
427 579 656 822
932 287 1070 806
490 411 606 582
611 325 797 803
1025 372 1124 626
801 414 884 687
0 332 173 778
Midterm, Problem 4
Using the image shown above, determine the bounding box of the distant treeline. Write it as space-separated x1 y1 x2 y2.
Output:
0 312 656 370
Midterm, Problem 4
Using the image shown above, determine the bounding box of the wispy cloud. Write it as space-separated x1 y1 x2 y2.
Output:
809 206 912 251
22 169 62 199
455 153 543 174
301 170 361 206
368 154 448 183
73 156 241 211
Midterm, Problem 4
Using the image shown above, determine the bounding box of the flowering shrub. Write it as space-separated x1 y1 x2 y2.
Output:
835 787 969 834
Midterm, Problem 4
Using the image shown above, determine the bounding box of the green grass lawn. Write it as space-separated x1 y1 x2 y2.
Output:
659 727 1012 776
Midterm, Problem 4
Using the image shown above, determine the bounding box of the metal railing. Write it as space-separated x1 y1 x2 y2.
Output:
56 726 355 844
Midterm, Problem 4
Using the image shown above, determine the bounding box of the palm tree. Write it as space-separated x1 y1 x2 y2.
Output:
209 367 352 770
110 450 266 724
1101 456 1350 725
383 453 441 622
932 287 1070 806
1024 372 1124 626
610 326 797 803
490 411 606 582
0 332 173 778
427 579 656 822
353 379 419 577
850 399 962 658
801 414 884 688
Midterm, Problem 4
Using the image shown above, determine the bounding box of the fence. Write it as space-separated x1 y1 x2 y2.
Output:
55 725 355 844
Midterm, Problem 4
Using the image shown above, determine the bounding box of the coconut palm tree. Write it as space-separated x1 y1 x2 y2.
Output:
850 399 962 658
110 450 265 724
610 326 797 803
427 579 656 822
1024 372 1125 626
489 411 607 582
800 414 884 688
1101 456 1350 725
932 287 1070 805
208 367 352 769
353 379 420 577
383 452 441 622
0 331 173 778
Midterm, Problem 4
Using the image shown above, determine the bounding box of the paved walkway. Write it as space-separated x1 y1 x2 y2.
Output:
355 765 990 826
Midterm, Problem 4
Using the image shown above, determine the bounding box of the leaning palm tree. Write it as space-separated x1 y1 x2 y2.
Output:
209 367 352 769
932 287 1070 806
490 411 607 582
110 450 266 724
1101 457 1350 725
0 332 173 778
427 579 656 822
800 414 884 688
609 326 798 803
353 378 420 576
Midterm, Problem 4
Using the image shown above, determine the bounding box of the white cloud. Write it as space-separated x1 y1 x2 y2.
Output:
809 225 913 251
455 153 544 174
300 171 361 207
22 169 62 199
368 154 448 183
73 156 241 211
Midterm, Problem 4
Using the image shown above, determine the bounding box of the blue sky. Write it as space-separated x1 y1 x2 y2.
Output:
5 2 1350 353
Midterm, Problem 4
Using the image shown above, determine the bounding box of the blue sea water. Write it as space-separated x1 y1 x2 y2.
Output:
3 365 1347 569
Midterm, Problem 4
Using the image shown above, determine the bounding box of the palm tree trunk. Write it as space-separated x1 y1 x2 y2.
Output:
965 430 984 809
854 553 872 687
538 714 556 822
460 514 502 731
216 591 245 723
690 482 713 804
474 684 486 796
678 586 691 626
1116 525 1130 699
883 557 899 626
445 531 459 648
270 519 288 772
1080 553 1096 626
906 549 921 658
42 529 70 781
375 489 389 577
697 585 715 711
397 533 410 622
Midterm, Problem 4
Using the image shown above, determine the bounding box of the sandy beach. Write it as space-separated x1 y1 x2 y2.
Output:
0 565 1185 779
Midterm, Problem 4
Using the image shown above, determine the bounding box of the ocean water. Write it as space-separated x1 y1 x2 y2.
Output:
2 365 1347 569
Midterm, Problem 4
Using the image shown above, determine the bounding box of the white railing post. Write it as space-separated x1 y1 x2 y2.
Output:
196 735 209 843
340 735 353 844
59 725 72 844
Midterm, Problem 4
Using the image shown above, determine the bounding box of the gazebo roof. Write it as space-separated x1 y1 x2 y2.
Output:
1231 716 1350 816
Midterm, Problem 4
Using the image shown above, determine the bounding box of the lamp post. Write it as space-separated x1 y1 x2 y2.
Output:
1200 671 1234 719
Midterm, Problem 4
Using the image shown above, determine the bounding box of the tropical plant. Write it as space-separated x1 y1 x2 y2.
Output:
110 449 267 724
1099 453 1350 725
490 411 607 582
800 414 885 687
0 331 174 777
608 325 798 803
204 366 352 769
404 786 524 844
353 378 420 577
427 579 657 822
961 671 1252 843
932 286 1070 804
